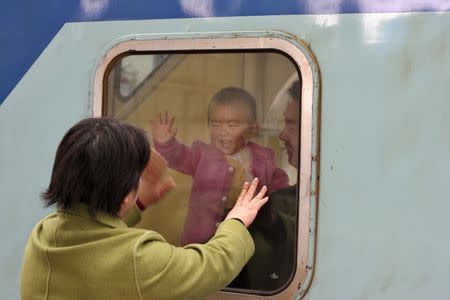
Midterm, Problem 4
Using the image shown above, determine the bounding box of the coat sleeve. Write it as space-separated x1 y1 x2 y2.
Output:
134 219 254 300
268 167 290 192
154 138 202 176
250 143 290 193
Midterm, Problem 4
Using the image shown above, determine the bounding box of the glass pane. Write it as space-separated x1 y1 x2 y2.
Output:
105 51 300 293
111 54 169 100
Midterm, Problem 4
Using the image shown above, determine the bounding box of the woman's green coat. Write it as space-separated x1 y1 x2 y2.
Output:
21 204 254 300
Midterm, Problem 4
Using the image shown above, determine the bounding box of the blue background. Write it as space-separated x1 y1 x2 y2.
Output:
1 0 449 104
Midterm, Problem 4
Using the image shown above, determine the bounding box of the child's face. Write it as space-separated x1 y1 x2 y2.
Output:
209 102 256 155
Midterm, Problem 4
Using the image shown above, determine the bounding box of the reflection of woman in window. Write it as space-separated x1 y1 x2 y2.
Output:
151 87 289 245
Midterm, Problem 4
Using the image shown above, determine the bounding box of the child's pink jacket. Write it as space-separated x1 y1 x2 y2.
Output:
155 139 289 245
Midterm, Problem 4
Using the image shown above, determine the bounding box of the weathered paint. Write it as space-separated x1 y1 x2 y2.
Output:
1 10 450 300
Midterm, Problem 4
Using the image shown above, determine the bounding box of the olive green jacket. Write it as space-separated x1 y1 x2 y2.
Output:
21 204 254 300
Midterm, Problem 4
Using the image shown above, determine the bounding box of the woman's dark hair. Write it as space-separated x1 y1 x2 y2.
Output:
208 87 257 122
42 117 150 216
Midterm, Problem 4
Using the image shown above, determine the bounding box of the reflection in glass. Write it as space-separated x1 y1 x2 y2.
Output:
105 51 300 293
110 54 169 100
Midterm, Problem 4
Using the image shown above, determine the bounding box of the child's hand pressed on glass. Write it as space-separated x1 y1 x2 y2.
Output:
150 112 178 144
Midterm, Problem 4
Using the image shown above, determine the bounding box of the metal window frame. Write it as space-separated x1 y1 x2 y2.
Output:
92 32 320 300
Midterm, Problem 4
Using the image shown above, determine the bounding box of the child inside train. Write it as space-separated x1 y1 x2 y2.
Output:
151 87 289 245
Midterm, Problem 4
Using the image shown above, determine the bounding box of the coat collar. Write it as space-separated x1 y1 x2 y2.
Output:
60 203 128 229
206 141 274 161
247 141 274 161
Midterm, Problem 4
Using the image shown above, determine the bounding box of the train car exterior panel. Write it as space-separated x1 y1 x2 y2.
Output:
1 2 450 299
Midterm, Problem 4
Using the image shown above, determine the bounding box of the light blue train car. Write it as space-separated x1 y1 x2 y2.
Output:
1 1 450 299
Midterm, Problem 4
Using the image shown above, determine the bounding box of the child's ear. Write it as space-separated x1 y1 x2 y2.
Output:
250 122 259 137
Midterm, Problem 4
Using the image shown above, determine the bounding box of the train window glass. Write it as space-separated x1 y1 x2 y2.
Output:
94 36 317 298
115 54 169 99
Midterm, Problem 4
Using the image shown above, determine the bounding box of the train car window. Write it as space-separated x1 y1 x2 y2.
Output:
93 36 318 299
114 54 169 100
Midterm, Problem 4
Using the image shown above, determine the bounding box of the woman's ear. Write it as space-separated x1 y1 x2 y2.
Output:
119 188 138 218
124 190 138 205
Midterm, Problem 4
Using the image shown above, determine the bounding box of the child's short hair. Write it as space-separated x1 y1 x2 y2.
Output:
208 87 257 122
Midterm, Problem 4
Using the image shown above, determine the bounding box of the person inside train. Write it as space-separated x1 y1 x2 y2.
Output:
150 87 289 245
20 117 269 300
230 79 301 291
